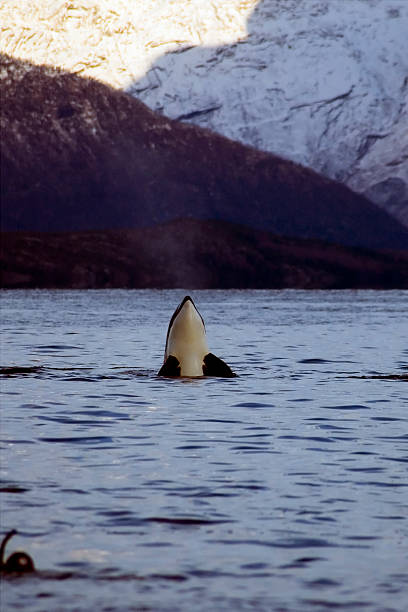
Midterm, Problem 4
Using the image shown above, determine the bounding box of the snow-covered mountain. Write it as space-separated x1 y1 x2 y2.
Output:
4 53 408 252
129 0 408 226
1 0 407 226
0 0 255 88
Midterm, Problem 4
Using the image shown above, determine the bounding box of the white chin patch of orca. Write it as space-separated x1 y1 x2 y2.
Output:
158 296 236 378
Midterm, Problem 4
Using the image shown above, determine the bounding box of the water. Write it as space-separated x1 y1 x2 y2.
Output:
1 289 407 612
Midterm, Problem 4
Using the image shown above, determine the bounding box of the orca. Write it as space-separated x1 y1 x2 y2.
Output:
158 296 236 378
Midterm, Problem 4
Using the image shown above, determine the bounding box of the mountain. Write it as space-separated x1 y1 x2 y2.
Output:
131 0 408 228
2 220 408 289
1 1 407 227
2 54 408 252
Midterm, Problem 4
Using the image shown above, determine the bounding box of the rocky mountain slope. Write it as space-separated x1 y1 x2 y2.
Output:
2 220 408 290
132 0 408 227
0 0 255 88
2 53 408 252
1 0 406 228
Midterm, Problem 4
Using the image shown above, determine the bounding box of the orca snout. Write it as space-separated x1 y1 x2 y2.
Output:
182 298 195 315
179 295 194 310
177 296 199 321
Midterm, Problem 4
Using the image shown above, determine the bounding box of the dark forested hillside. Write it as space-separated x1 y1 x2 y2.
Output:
2 54 408 252
2 220 408 289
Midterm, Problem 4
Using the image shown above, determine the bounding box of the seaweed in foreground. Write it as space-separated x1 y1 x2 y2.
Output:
0 530 35 574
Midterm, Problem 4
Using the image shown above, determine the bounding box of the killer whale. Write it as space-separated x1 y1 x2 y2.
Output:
158 296 235 377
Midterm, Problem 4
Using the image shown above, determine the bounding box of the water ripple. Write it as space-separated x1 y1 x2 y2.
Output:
2 289 408 612
40 436 114 445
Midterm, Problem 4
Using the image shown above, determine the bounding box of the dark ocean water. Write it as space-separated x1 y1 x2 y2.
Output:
1 289 407 611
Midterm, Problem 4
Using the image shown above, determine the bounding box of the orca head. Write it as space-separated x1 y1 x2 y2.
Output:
165 296 209 376
158 296 236 378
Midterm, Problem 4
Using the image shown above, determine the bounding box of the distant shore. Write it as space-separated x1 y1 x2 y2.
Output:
2 220 408 290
